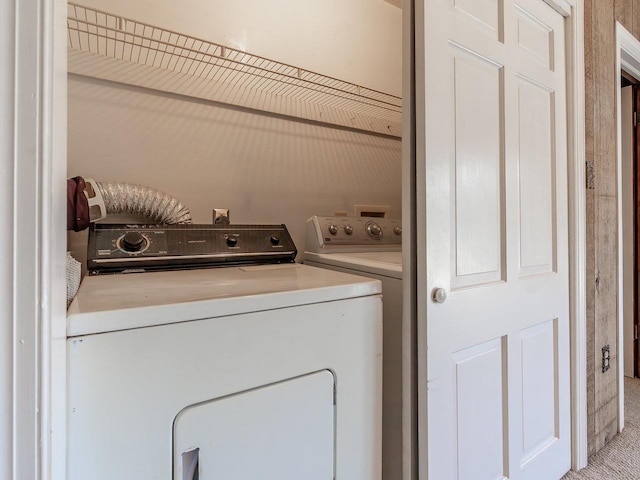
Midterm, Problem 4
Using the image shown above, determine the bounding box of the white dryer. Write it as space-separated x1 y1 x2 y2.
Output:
66 223 382 480
303 215 402 480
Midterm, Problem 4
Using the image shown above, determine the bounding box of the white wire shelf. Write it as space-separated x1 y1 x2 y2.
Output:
67 3 402 138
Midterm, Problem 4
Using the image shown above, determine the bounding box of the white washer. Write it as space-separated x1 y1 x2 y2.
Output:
303 216 402 480
67 260 382 478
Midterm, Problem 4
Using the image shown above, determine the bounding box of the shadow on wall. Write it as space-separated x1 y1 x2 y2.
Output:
66 75 402 261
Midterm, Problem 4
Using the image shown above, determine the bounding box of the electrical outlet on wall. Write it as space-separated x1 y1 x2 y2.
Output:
213 209 230 224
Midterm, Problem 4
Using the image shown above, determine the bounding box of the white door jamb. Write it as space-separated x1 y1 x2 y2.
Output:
615 22 640 436
564 0 588 471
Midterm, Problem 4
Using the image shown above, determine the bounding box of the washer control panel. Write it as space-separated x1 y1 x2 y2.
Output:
87 223 297 275
305 216 402 253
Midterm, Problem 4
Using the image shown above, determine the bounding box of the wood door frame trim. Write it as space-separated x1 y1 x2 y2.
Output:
2 0 68 478
635 85 640 381
565 0 588 471
615 21 640 438
401 1 417 480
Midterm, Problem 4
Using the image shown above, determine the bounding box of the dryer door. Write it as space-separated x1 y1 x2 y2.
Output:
173 370 335 480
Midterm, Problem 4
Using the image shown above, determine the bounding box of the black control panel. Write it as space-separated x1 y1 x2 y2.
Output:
87 223 297 275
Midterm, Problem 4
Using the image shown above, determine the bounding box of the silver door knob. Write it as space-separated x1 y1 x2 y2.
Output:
432 288 447 304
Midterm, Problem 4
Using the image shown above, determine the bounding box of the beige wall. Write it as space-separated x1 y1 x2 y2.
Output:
67 75 402 261
585 0 640 455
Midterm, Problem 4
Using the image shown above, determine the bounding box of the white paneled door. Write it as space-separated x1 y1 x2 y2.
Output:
417 0 570 479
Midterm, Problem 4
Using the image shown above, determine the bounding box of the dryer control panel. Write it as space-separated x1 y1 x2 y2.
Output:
87 223 297 275
305 216 402 253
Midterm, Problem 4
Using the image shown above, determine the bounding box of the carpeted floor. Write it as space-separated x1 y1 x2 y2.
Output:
561 377 640 479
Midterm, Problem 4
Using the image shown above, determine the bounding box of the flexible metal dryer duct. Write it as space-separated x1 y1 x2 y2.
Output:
67 177 191 308
67 178 192 308
94 181 192 225
67 177 192 229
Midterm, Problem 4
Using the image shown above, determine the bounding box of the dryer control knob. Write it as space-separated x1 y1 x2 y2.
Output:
226 236 238 247
328 224 339 235
121 231 146 252
344 225 353 235
270 235 280 245
394 226 402 235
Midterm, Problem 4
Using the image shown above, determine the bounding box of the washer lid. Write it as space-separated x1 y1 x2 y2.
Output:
304 251 402 279
66 264 381 337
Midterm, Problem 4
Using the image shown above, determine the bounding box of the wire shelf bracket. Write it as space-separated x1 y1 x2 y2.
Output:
67 3 402 138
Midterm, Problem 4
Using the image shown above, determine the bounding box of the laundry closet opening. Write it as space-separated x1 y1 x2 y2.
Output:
65 1 404 479
66 0 403 266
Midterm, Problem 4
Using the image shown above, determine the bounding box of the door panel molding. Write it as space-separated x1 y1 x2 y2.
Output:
451 46 505 288
543 0 572 17
452 338 508 480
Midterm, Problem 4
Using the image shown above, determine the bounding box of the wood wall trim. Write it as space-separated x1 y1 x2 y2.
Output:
3 0 57 477
566 0 589 470
0 0 16 476
620 26 640 80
